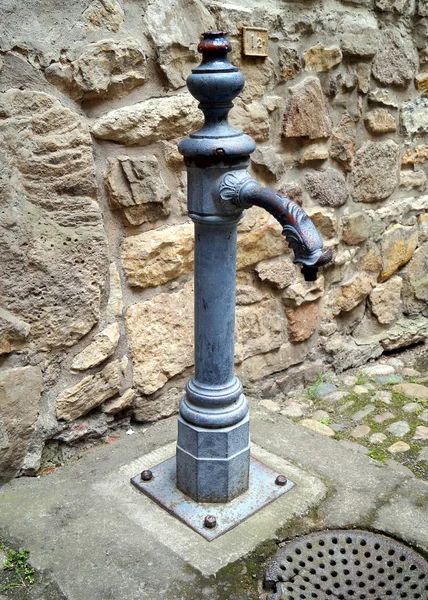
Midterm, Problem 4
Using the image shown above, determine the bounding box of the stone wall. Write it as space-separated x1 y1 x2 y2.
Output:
1 0 428 479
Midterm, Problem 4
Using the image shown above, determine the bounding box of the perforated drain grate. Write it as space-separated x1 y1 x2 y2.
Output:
264 530 428 600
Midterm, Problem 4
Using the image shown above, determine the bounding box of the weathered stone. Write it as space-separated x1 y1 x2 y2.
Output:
285 302 319 342
370 433 388 444
329 113 356 172
45 39 147 101
413 425 428 440
351 140 399 203
401 98 428 135
83 0 124 32
364 109 397 134
278 46 301 81
352 405 376 421
341 212 371 246
236 278 270 306
311 410 330 421
105 155 171 226
368 88 399 108
107 263 123 318
402 402 422 413
0 90 108 351
375 0 415 13
237 224 289 270
283 77 332 139
373 412 395 423
259 399 280 413
324 63 358 97
351 425 371 438
393 382 428 401
339 13 379 58
415 73 428 93
372 28 418 87
102 388 135 415
0 366 43 480
352 385 373 395
282 275 325 307
419 0 428 16
387 420 411 437
232 54 276 100
238 341 307 383
399 170 427 190
300 419 335 437
402 145 428 164
235 299 286 363
388 441 411 453
121 223 194 289
375 391 393 404
303 43 342 72
369 277 403 325
143 0 214 88
251 147 285 179
356 62 371 94
402 242 428 314
71 323 120 371
255 256 297 290
380 224 418 281
299 144 329 163
305 169 348 207
230 99 270 142
419 214 428 243
334 272 376 314
278 182 304 205
56 360 121 422
380 316 428 350
281 404 304 418
307 210 337 239
0 308 31 355
132 386 181 422
126 282 193 395
91 95 202 145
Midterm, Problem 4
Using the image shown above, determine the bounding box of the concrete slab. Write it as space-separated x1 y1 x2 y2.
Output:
95 442 326 574
0 401 427 600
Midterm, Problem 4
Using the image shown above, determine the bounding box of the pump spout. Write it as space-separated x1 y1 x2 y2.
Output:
218 172 333 281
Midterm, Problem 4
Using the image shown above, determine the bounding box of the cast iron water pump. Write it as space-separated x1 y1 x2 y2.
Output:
132 31 332 540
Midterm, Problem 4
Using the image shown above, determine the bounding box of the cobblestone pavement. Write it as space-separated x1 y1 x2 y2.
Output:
260 347 428 480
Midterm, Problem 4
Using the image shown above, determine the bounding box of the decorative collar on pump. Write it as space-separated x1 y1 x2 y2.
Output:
178 31 256 160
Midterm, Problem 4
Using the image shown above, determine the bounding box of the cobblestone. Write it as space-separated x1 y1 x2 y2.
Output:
271 347 427 479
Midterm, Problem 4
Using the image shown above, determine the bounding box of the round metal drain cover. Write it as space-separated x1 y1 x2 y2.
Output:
264 530 428 600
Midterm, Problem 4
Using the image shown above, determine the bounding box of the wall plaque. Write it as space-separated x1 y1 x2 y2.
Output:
242 27 268 57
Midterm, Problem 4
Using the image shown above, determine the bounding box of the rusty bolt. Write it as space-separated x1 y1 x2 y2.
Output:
275 475 287 487
204 515 217 529
140 470 153 481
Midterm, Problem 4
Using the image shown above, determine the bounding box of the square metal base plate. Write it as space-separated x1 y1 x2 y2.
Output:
131 454 295 541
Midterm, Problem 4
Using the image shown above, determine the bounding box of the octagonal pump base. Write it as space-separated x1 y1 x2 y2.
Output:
130 454 295 541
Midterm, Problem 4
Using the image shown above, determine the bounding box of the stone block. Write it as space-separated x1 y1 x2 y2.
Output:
305 169 349 207
0 366 43 480
56 360 121 422
283 77 332 139
91 95 202 145
401 98 428 135
45 38 147 101
372 28 418 87
380 224 419 281
71 323 120 371
105 155 171 226
351 140 399 203
0 89 108 352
